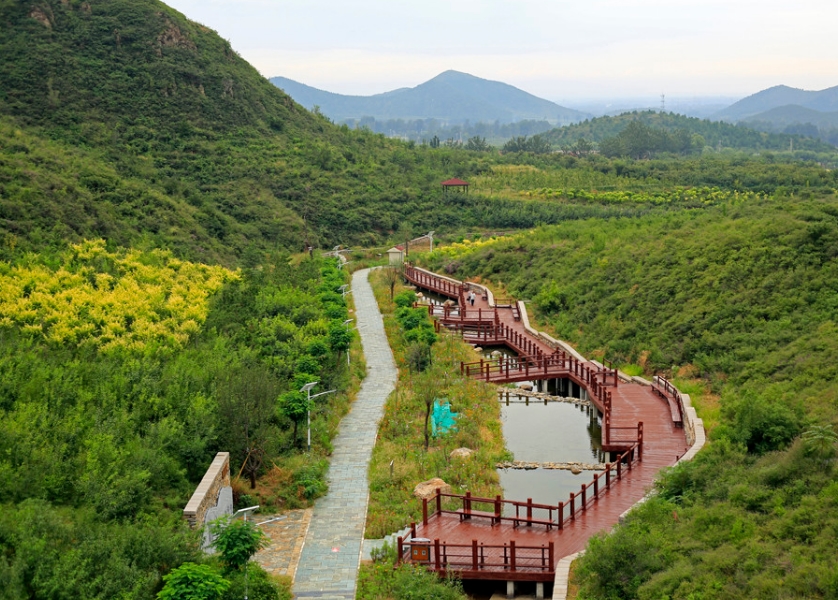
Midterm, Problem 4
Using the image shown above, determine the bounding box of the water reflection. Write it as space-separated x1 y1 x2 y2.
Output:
498 394 606 511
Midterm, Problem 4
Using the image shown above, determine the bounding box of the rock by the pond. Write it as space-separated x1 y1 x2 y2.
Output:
517 383 534 391
450 448 475 460
496 461 606 472
413 478 452 500
443 299 455 307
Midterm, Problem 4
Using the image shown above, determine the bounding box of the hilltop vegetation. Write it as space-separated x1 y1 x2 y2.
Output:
544 111 836 156
420 191 838 598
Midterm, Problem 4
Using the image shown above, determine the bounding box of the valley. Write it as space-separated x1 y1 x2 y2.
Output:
1 1 838 599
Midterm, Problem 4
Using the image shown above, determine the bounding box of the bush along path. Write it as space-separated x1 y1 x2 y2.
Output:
292 268 398 600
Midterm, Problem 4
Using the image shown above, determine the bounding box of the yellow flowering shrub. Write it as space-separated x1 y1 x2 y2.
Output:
0 240 237 353
432 237 503 259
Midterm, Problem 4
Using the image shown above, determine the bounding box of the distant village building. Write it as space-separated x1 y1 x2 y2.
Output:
386 245 405 265
441 178 469 197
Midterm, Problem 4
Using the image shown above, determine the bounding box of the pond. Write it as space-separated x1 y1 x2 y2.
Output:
498 394 605 512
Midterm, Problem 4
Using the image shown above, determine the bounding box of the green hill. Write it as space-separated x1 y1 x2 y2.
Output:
0 1 526 263
544 111 836 154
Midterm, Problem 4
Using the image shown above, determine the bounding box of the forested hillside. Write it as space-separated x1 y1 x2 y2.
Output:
421 193 838 598
544 111 835 156
0 0 511 261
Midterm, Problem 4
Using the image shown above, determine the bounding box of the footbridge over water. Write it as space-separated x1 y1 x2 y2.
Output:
401 264 703 596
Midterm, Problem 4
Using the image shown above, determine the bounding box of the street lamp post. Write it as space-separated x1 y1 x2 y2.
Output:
300 382 336 452
343 319 354 366
427 230 435 252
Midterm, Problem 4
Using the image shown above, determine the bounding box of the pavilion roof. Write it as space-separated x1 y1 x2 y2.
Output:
441 178 469 186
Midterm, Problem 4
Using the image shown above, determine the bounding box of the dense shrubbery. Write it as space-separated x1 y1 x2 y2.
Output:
0 245 351 597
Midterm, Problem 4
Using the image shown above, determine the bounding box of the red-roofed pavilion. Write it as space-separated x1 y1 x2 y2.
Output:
442 178 469 196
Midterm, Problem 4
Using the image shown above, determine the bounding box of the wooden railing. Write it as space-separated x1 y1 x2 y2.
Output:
444 321 549 359
404 264 463 299
412 429 642 537
422 303 500 325
652 375 685 427
397 535 555 579
598 358 619 387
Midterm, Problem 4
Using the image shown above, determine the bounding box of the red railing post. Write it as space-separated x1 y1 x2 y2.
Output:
397 536 403 564
617 458 622 480
526 498 533 526
594 473 599 499
581 484 587 511
434 538 441 570
638 421 644 461
569 494 575 520
472 539 479 571
423 498 428 525
411 522 417 539
510 540 517 571
558 501 564 530
495 495 502 521
549 542 555 570
436 487 442 514
605 463 611 488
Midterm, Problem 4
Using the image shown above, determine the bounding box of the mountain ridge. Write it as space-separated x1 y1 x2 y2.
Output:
713 84 838 121
270 70 589 125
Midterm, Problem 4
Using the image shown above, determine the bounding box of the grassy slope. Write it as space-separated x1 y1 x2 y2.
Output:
422 195 838 598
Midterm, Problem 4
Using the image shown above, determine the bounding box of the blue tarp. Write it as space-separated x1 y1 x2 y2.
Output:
431 399 459 437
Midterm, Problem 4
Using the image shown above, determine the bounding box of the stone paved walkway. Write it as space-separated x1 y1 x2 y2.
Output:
254 509 312 579
292 268 398 600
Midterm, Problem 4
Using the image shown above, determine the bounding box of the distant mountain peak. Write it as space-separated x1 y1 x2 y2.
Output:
713 83 838 121
270 71 589 125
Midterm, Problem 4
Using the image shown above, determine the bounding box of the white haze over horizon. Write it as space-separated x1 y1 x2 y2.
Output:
165 0 838 104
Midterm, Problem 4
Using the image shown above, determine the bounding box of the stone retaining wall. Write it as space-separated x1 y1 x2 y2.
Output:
183 452 231 529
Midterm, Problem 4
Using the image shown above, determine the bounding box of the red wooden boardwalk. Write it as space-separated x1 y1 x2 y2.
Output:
401 265 691 581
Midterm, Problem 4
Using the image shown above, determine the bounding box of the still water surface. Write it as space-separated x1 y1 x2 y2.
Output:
498 396 604 509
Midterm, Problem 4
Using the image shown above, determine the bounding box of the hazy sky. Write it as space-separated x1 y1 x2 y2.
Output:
165 0 838 102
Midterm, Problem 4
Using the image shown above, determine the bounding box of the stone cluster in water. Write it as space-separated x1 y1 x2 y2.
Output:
496 461 606 473
497 386 592 407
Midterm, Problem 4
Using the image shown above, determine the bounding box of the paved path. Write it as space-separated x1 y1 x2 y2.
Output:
292 268 398 600
254 509 312 579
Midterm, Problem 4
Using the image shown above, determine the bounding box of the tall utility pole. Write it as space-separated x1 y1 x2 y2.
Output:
660 93 665 113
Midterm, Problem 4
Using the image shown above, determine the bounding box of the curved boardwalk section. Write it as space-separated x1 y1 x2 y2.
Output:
292 268 397 600
402 265 700 590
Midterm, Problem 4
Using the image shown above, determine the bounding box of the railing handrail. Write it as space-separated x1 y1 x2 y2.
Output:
653 374 685 423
